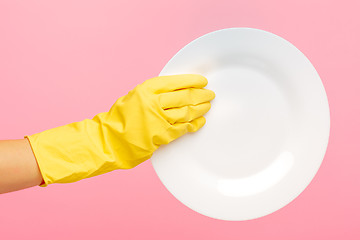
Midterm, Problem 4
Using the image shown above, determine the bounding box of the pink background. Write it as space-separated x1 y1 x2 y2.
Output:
0 0 359 239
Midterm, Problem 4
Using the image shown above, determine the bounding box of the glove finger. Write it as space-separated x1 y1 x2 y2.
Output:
170 116 206 139
159 88 215 109
164 102 211 124
153 117 206 145
148 74 208 93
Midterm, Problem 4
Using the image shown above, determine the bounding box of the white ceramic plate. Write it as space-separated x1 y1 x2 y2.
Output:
151 28 330 221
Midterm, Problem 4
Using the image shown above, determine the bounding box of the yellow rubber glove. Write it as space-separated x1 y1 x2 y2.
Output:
25 74 215 187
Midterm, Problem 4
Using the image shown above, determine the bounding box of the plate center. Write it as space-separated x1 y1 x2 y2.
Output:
193 64 291 178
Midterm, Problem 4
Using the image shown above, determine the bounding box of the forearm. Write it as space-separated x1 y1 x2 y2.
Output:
0 139 43 194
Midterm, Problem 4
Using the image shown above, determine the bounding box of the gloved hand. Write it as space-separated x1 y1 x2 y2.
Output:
25 74 215 187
